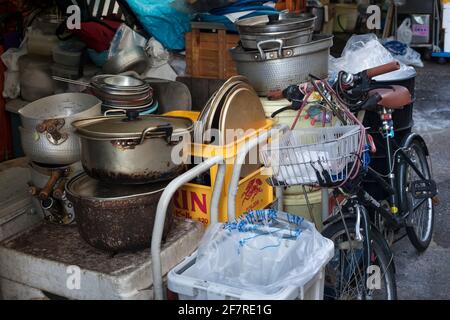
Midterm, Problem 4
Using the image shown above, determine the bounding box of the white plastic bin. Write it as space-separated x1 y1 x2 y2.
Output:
443 7 450 29
168 252 327 300
445 30 450 53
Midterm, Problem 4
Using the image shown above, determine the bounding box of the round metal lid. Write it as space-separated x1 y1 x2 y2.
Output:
66 172 167 200
236 13 317 34
72 115 194 140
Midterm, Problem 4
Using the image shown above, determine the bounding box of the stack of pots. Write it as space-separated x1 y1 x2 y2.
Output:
66 92 195 252
230 12 334 226
90 74 158 116
18 93 102 225
230 12 334 96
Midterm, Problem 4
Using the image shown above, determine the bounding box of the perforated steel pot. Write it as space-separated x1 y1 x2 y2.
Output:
230 34 333 96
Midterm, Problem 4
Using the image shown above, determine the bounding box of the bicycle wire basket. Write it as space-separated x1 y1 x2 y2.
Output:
260 125 363 187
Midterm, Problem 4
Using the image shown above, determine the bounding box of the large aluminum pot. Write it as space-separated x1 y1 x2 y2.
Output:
19 126 82 165
18 93 101 165
72 115 194 184
66 172 174 252
230 34 333 96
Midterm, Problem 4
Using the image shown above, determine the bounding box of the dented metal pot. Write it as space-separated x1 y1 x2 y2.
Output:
66 172 174 252
18 93 101 165
72 115 194 184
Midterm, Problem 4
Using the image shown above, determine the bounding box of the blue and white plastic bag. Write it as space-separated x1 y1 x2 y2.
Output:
185 210 334 294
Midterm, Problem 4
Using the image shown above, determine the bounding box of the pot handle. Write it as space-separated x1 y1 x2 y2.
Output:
36 119 68 145
139 124 174 145
104 109 127 116
256 39 284 60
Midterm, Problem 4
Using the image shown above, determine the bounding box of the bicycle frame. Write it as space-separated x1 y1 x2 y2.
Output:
355 111 431 230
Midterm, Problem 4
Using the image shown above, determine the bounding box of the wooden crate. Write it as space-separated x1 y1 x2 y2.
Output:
185 22 239 79
276 0 307 12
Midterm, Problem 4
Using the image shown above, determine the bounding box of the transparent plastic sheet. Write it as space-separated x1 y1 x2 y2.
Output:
329 33 417 81
184 210 334 294
108 24 147 59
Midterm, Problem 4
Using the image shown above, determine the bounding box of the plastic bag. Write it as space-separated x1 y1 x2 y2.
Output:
383 40 424 68
185 210 334 294
329 33 417 81
108 24 148 59
1 43 27 71
1 39 27 98
126 0 191 50
397 18 413 45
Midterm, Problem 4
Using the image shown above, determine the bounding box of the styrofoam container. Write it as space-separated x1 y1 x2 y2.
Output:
0 166 43 242
168 252 327 300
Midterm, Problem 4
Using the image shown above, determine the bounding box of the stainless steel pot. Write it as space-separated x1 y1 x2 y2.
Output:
239 26 314 50
72 115 194 184
102 46 150 75
66 172 174 252
230 34 333 96
18 93 102 164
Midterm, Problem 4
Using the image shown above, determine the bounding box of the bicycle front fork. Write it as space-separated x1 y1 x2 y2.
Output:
379 107 399 215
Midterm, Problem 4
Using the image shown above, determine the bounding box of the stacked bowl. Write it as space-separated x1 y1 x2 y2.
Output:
90 74 158 115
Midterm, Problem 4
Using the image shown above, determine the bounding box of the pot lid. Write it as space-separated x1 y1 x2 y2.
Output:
66 172 167 200
72 115 194 140
236 13 316 33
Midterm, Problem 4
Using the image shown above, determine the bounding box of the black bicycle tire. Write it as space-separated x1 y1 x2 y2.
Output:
397 139 435 252
322 218 397 300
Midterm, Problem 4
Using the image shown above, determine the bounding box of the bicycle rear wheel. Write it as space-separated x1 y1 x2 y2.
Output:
397 139 435 252
322 218 397 300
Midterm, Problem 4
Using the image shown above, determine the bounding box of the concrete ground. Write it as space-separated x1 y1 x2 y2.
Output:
392 61 450 299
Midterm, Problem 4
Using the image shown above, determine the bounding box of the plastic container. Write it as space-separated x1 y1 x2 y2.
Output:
87 49 109 67
51 63 82 80
19 55 57 101
260 97 337 129
283 190 323 231
445 30 450 53
164 111 274 225
27 30 59 56
333 4 358 33
444 8 450 30
168 252 327 300
52 41 86 67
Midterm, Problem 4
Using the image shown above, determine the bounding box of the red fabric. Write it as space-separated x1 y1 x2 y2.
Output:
70 19 122 52
0 45 13 161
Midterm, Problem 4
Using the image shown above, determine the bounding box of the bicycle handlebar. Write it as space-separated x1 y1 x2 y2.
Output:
366 61 400 79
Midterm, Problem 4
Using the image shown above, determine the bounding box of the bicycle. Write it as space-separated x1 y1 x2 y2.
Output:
261 62 432 299
332 61 438 252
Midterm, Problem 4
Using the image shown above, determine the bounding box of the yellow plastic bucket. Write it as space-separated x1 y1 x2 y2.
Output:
283 190 323 231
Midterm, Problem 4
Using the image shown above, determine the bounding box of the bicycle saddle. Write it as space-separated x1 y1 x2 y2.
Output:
369 85 412 109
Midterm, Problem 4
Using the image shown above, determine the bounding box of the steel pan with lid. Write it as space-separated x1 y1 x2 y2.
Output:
72 115 194 184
